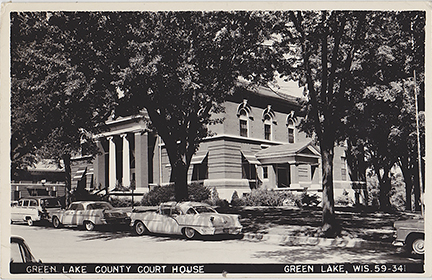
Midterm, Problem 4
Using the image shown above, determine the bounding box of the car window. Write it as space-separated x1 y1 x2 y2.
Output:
76 204 84 210
88 202 113 210
186 208 197 215
161 208 171 216
10 242 23 263
29 200 38 207
18 200 23 206
172 208 181 215
194 206 216 214
68 203 79 210
22 200 29 207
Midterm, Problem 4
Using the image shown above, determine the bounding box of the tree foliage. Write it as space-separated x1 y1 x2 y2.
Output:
11 12 115 204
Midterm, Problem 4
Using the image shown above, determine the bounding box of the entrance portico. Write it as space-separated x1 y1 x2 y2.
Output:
256 141 321 190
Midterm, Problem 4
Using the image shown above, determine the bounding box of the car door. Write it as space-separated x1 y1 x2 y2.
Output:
74 203 85 226
158 207 182 235
62 203 78 225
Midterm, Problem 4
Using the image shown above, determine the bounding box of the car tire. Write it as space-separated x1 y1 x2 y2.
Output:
134 221 148 236
183 227 197 239
408 235 424 255
52 217 61 228
84 221 95 231
26 219 34 226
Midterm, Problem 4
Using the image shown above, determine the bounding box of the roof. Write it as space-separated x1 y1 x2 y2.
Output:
235 79 303 106
255 141 320 160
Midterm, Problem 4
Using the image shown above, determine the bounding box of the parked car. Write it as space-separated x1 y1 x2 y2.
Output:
10 236 40 263
393 218 424 255
50 201 130 231
130 201 243 239
11 196 62 226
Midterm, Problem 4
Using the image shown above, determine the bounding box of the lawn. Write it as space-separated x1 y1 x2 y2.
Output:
221 205 422 242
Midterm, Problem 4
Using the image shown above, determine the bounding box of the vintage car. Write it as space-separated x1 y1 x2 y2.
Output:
51 201 130 231
130 201 243 239
10 236 40 264
11 196 62 226
393 218 424 255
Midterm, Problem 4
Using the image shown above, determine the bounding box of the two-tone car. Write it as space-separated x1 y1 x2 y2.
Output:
130 201 243 239
50 201 130 231
11 196 62 226
393 218 424 255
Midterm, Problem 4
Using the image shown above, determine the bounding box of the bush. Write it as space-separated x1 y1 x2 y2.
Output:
335 189 353 206
296 189 321 208
243 188 287 206
231 191 244 207
141 183 211 206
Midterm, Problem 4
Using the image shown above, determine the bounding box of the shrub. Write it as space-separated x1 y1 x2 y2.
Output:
296 189 321 208
230 191 244 207
140 183 211 206
109 196 140 207
335 189 353 206
243 188 287 206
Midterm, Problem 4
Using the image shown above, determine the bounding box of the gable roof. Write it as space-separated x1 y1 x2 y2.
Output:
255 141 320 160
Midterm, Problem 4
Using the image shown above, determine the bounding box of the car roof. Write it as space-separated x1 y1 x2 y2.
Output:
19 196 57 200
71 201 110 205
160 201 212 212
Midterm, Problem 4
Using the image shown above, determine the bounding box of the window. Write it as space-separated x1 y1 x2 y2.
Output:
242 155 257 180
29 200 37 207
341 157 347 181
264 124 271 140
239 111 248 137
287 120 295 143
263 166 268 179
23 200 29 207
262 106 275 141
192 155 208 181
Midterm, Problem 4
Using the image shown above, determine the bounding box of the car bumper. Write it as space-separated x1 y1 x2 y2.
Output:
206 227 242 235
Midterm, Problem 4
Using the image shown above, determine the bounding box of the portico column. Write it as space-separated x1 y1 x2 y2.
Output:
121 134 131 187
108 136 116 190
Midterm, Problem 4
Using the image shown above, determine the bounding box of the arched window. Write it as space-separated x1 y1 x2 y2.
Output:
237 99 252 138
262 105 276 141
286 111 297 143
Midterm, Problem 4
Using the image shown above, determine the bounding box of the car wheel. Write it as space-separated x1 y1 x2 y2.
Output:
84 221 95 231
26 219 34 226
183 227 197 239
410 236 424 255
134 221 148 236
52 217 61 228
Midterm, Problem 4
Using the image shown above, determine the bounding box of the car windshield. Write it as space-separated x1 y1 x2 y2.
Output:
88 202 113 210
193 206 217 214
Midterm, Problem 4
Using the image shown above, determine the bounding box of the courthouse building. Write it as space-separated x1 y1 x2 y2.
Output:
69 84 354 201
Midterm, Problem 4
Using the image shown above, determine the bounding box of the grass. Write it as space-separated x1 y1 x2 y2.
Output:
219 205 422 242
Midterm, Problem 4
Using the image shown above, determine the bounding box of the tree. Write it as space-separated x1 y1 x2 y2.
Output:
11 12 115 205
111 11 274 201
271 11 369 236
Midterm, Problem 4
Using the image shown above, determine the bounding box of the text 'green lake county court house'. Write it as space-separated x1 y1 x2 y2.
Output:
12 85 354 202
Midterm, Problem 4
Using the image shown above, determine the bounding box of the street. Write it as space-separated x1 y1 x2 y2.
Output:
10 223 422 264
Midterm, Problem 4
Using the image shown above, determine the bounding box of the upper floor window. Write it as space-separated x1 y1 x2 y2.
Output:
263 105 276 141
237 99 252 138
287 111 296 143
239 110 249 137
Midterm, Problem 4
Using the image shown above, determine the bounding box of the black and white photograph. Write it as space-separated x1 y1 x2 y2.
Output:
1 1 430 278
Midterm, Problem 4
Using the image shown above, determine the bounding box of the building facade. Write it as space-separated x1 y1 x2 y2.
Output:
69 85 356 202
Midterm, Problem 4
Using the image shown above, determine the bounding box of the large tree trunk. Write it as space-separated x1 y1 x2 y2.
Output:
62 153 72 207
377 167 392 211
320 140 339 237
171 160 189 201
399 159 413 211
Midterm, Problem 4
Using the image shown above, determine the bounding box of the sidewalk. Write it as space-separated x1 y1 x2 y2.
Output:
241 225 394 248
